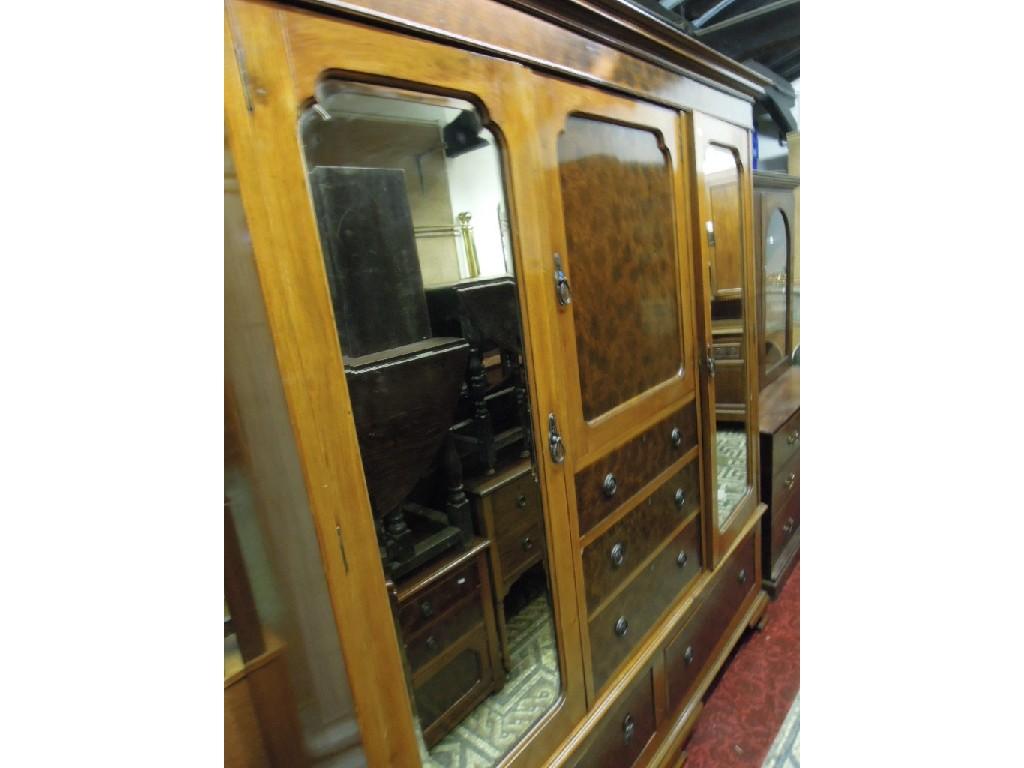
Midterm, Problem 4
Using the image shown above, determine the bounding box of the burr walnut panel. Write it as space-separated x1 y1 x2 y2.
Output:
557 116 684 421
575 401 697 537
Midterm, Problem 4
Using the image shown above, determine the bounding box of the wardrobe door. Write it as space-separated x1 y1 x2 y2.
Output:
690 112 760 567
226 4 586 767
535 78 702 699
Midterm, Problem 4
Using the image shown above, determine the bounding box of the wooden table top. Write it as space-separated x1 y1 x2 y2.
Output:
759 366 799 435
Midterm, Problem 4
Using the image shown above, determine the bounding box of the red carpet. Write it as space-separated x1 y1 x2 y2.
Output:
684 559 800 768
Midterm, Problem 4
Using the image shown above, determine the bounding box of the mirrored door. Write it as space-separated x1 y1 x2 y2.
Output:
691 112 759 567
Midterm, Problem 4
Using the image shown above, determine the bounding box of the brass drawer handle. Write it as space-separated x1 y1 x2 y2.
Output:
683 645 694 665
521 536 534 552
737 568 747 584
614 616 629 637
420 600 434 618
623 713 636 744
425 635 438 652
674 488 686 509
516 494 528 509
784 472 796 490
670 426 682 448
610 542 625 568
676 550 688 568
786 430 800 446
602 472 618 498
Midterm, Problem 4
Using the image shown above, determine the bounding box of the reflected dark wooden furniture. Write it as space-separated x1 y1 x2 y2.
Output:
465 459 544 673
753 171 799 389
308 166 470 577
758 366 800 595
711 321 746 421
396 539 503 747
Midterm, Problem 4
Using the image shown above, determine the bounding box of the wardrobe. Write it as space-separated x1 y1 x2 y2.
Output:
224 2 779 766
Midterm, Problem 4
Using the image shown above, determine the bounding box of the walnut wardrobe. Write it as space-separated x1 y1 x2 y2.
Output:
224 2 777 766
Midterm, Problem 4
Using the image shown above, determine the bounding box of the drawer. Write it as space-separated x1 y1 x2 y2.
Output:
489 468 543 532
589 514 702 693
571 665 657 768
664 527 757 713
398 560 480 637
405 595 484 674
582 458 700 613
770 451 799 513
576 401 698 536
771 482 800 561
771 410 800 472
711 340 742 360
714 359 746 407
496 519 545 587
414 625 496 748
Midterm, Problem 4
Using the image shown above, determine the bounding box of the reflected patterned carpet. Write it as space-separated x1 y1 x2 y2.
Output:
423 596 560 768
716 428 749 527
761 693 799 768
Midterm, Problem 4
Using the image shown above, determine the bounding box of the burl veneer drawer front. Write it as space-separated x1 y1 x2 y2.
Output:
405 596 484 673
582 458 700 613
576 401 698 536
398 561 479 637
589 514 702 693
771 411 800 472
571 665 657 768
665 527 757 713
714 360 746 407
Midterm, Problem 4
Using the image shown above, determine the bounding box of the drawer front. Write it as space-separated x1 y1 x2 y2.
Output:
770 451 799 513
496 519 545 586
712 340 742 360
771 410 800 472
715 359 746 408
576 401 698 536
771 481 800 561
405 595 484 674
414 626 495 747
664 527 757 713
398 560 480 636
490 469 543 533
589 515 702 693
582 458 700 613
571 665 657 768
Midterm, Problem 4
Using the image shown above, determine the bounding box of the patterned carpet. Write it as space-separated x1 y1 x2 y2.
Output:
761 693 800 768
716 428 749 527
686 559 800 768
422 596 560 768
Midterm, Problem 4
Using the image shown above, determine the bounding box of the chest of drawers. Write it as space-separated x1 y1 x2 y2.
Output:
758 367 800 595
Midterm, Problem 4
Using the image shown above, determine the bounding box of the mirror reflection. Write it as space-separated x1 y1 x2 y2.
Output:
763 209 789 370
704 144 751 530
300 83 560 768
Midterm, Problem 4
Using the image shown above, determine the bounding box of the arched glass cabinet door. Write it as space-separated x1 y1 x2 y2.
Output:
692 112 760 567
762 208 791 377
298 81 566 766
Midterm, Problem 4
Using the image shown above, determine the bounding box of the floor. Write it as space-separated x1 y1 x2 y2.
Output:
716 428 750 527
685 559 800 768
422 595 560 768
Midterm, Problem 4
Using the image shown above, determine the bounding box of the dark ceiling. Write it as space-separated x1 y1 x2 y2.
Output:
630 0 799 134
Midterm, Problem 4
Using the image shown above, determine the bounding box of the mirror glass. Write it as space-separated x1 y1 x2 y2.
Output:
299 81 561 768
763 208 789 369
705 144 751 531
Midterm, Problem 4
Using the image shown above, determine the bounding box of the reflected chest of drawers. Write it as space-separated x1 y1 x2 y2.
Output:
465 460 545 673
395 539 504 747
758 366 800 595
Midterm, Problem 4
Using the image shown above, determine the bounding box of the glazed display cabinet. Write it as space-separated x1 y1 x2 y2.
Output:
224 1 777 766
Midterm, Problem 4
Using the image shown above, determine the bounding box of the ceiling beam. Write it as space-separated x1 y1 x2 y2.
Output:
694 0 798 36
691 0 740 29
